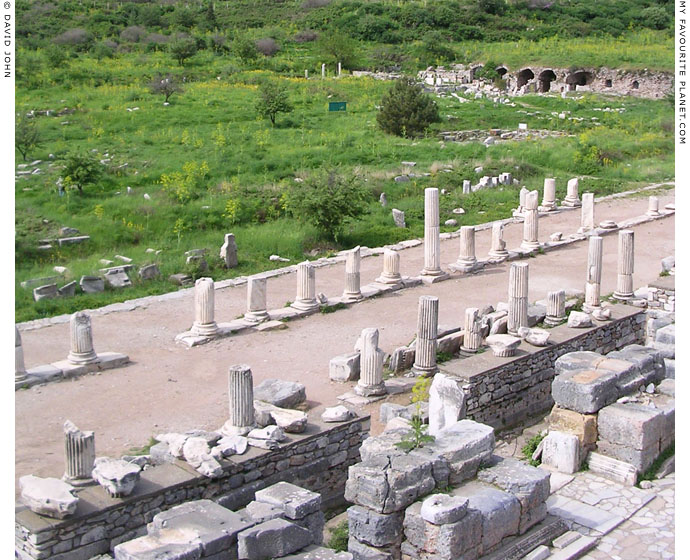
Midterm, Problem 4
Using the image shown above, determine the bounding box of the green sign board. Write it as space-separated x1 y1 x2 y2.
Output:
328 101 347 112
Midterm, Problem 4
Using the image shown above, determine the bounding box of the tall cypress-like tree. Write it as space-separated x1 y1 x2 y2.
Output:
376 78 441 138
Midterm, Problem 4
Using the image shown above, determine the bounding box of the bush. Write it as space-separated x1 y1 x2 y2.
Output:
15 116 41 161
326 521 348 552
286 169 370 241
60 152 102 194
256 38 280 57
209 33 228 54
376 78 441 138
639 6 671 30
45 45 68 68
149 73 184 103
234 36 259 63
294 29 318 43
92 41 116 60
301 0 331 9
53 28 92 50
317 30 359 70
255 81 293 125
120 26 148 43
169 37 198 65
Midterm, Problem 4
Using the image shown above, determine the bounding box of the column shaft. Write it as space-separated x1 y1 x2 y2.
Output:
412 296 439 376
614 230 634 299
223 364 255 435
584 236 603 309
63 420 95 486
507 262 529 335
292 262 319 311
192 277 218 336
68 312 98 365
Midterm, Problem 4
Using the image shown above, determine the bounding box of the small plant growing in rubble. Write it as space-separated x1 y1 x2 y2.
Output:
396 376 434 452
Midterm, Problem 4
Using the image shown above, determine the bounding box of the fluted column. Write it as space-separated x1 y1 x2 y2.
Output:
521 190 540 250
354 328 386 397
563 178 581 207
342 246 363 302
292 262 319 312
580 193 595 231
488 222 508 258
540 178 557 211
584 235 603 311
614 230 634 300
507 262 529 335
412 295 439 377
63 420 95 486
450 226 477 272
192 277 219 336
222 364 255 436
420 188 446 280
245 277 270 323
461 307 482 353
15 327 27 382
544 290 566 326
514 187 529 215
376 249 402 284
67 312 98 365
646 196 660 217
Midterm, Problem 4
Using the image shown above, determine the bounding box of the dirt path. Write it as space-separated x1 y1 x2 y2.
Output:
15 191 675 492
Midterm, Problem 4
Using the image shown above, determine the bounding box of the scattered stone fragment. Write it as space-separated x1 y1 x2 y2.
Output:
254 379 306 409
211 435 248 459
80 275 105 293
91 457 141 497
392 208 406 228
104 268 132 289
58 281 76 297
567 311 592 328
169 273 193 286
322 406 355 423
486 334 520 357
444 219 458 226
138 264 161 280
269 254 291 262
254 401 308 433
541 431 580 474
592 307 611 321
237 518 312 560
19 475 79 519
329 353 360 382
33 283 58 301
518 327 550 347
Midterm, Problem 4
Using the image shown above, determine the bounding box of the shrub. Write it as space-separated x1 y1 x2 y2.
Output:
169 37 198 65
477 0 506 15
45 45 68 68
639 6 671 30
294 29 318 43
233 36 259 63
60 152 102 194
326 521 348 552
255 81 293 125
120 26 148 43
301 0 331 9
15 116 41 161
209 33 228 54
145 33 170 49
92 41 116 60
149 73 184 103
376 78 441 138
256 38 280 57
53 28 92 50
522 433 545 467
317 30 359 69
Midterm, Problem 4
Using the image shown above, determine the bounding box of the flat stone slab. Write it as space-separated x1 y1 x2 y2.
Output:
546 495 624 535
19 475 79 519
255 482 321 520
279 545 353 560
113 530 202 560
237 518 312 560
253 320 288 332
255 379 306 409
52 352 130 379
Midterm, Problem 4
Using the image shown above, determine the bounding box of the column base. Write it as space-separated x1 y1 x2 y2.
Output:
582 304 600 313
613 291 633 300
460 346 479 354
538 203 557 212
646 211 661 217
562 199 581 208
419 271 449 284
291 300 320 312
341 292 363 303
520 241 540 251
412 364 438 377
543 316 566 327
220 421 254 437
449 260 477 273
375 274 402 285
354 382 387 397
191 322 219 337
244 311 269 324
67 351 99 366
488 250 509 259
62 475 95 487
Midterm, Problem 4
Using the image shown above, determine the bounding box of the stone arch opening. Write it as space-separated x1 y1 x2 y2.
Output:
517 68 534 89
470 65 483 81
538 69 557 92
632 80 639 89
605 79 612 87
566 70 593 91
496 66 508 77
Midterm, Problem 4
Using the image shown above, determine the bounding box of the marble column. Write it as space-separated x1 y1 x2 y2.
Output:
450 226 477 272
614 230 634 300
376 249 402 284
15 327 27 382
562 178 581 207
488 222 508 258
540 178 557 211
292 262 319 312
67 312 99 365
222 364 255 436
63 420 95 486
321 63 325 78
461 307 482 353
245 277 270 323
646 196 660 217
354 328 386 397
580 193 595 232
514 186 529 216
521 190 540 250
342 246 363 302
507 262 529 335
412 295 439 377
192 277 219 336
584 235 603 311
544 290 566 326
463 180 471 194
420 188 447 281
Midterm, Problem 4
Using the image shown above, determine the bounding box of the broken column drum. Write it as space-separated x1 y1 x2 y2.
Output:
614 230 634 300
67 312 98 365
222 364 255 436
544 290 566 326
245 277 270 323
15 327 27 382
541 178 557 210
354 328 386 397
376 249 402 284
292 262 319 312
421 188 444 277
192 278 219 336
63 420 95 486
584 235 603 310
563 178 581 207
515 187 529 215
646 195 660 217
507 262 529 335
488 222 508 258
581 193 595 231
461 307 482 353
412 295 439 376
521 190 540 250
452 226 477 272
342 246 363 302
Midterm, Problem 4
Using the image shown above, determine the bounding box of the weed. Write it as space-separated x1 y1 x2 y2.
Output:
437 351 453 363
660 270 670 277
320 302 347 314
127 436 158 456
326 521 349 553
637 443 674 485
522 433 546 467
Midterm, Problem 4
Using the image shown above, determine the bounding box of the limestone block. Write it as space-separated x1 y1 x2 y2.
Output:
113 530 202 560
92 457 142 497
138 264 161 280
359 429 407 463
348 538 398 560
658 379 675 397
255 482 321 520
254 401 308 433
246 501 284 523
248 425 285 442
80 275 105 293
524 545 550 560
554 351 602 374
595 440 659 472
548 405 597 450
587 452 637 486
434 420 495 484
655 323 675 349
597 402 665 450
104 268 132 288
280 545 354 560
664 358 675 379
489 316 508 335
322 405 356 423
237 519 313 560
33 283 58 301
149 442 175 465
220 233 239 268
348 506 403 547
330 353 361 383
518 327 550 347
420 494 468 525
527 304 547 327
254 379 306 409
486 334 520 357
428 373 467 436
606 345 666 390
660 255 675 272
58 281 76 297
541 431 580 474
392 209 406 228
182 436 213 466
551 365 622 414
19 475 78 519
567 311 592 328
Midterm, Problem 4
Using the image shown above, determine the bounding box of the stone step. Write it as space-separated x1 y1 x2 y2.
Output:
482 515 568 560
547 535 597 559
587 452 637 486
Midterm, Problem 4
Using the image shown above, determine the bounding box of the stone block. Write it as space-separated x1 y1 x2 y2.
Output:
551 366 620 414
92 457 141 497
254 379 306 409
527 304 546 327
80 276 105 293
486 334 520 357
104 269 132 288
419 494 468 525
322 405 356 423
253 401 307 433
237 519 312 560
548 405 597 450
428 373 467 437
58 281 76 297
664 359 675 379
280 545 353 560
348 538 397 560
554 352 602 375
294 510 325 546
567 311 592 328
139 264 161 280
33 284 58 301
347 506 403 547
595 440 659 472
541 431 580 474
113 531 201 560
433 420 495 484
606 345 665 389
255 482 321 520
523 545 550 560
19 475 78 519
658 378 674 397
330 353 361 383
358 429 407 463
597 402 665 450
245 501 284 523
587 452 637 486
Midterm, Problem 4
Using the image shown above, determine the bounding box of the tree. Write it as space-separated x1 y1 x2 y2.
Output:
15 116 41 161
255 81 293 126
60 152 102 194
233 36 259 64
317 30 358 70
376 78 441 138
169 37 198 65
149 73 184 103
285 169 370 241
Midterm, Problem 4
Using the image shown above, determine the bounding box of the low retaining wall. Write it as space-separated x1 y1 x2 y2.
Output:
15 415 369 560
440 304 645 431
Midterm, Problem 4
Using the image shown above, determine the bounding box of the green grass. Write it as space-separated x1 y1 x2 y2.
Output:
638 442 674 485
326 521 349 553
522 433 546 467
126 436 158 456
